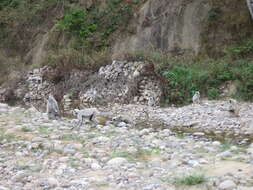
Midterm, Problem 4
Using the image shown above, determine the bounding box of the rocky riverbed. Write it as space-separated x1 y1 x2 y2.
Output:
0 103 253 190
104 100 253 144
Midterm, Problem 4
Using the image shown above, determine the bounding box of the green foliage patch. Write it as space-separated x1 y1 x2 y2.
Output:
57 9 97 40
57 0 143 50
128 49 253 105
225 39 253 59
161 59 253 104
174 172 207 186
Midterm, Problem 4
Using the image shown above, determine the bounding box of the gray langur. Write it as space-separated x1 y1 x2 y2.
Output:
72 108 99 129
46 94 61 120
228 99 239 117
192 91 200 104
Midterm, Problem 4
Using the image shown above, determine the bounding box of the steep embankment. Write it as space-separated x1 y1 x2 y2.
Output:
0 0 252 104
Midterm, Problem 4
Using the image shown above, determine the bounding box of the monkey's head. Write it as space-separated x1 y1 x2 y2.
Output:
229 99 236 104
72 109 80 116
195 91 200 96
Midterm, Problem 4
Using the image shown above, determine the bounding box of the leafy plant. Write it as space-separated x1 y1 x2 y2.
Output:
127 49 253 105
174 172 207 186
208 8 222 22
207 88 219 100
0 0 19 10
57 9 97 40
226 39 253 59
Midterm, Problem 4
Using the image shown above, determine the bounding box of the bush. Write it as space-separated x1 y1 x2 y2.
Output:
127 50 253 105
208 8 222 22
44 48 110 70
57 0 143 50
226 39 253 59
208 88 219 100
0 0 19 10
162 66 201 104
174 172 207 186
57 9 97 40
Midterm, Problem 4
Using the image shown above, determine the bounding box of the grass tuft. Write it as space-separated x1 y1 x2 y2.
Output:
174 172 207 186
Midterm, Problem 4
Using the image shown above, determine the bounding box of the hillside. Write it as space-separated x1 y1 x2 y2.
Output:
0 0 253 104
0 1 253 190
0 0 252 105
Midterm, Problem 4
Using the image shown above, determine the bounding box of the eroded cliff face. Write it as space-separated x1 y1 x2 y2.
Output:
113 0 209 57
1 0 252 68
0 0 253 104
113 0 253 58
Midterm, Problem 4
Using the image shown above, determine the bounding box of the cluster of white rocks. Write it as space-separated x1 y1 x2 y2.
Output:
62 94 73 114
0 103 253 190
133 76 161 106
23 66 53 102
79 60 162 106
103 100 253 143
17 60 162 110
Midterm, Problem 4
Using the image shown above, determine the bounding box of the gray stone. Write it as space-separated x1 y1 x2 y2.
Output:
219 180 237 190
193 132 205 137
0 186 9 190
91 163 102 170
117 122 127 128
213 141 221 146
107 157 128 166
63 148 76 155
143 184 160 190
217 151 232 158
11 171 29 183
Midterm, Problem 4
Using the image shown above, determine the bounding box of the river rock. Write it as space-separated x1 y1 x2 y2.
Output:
219 180 237 190
107 157 128 166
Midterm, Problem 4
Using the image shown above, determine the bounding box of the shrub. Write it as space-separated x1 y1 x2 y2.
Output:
44 48 110 70
174 172 207 186
208 8 222 22
57 0 143 50
126 50 253 105
57 9 97 40
226 39 253 59
0 0 19 10
208 88 219 100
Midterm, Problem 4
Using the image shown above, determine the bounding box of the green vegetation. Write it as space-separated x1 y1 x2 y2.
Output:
42 0 144 69
220 142 233 152
207 87 219 100
226 39 253 59
111 146 161 162
128 45 253 105
57 9 97 41
0 0 252 105
207 7 222 22
38 126 51 134
55 0 143 51
21 126 32 132
174 172 207 186
0 129 16 142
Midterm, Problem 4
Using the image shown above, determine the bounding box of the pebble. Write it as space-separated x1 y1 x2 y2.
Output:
219 180 237 190
213 141 221 146
91 163 102 170
107 157 128 166
63 148 76 155
117 122 127 128
0 102 252 190
193 132 205 137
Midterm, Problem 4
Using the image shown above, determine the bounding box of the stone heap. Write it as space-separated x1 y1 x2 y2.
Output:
134 76 161 106
62 94 73 114
80 88 99 106
23 66 53 102
79 60 162 106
